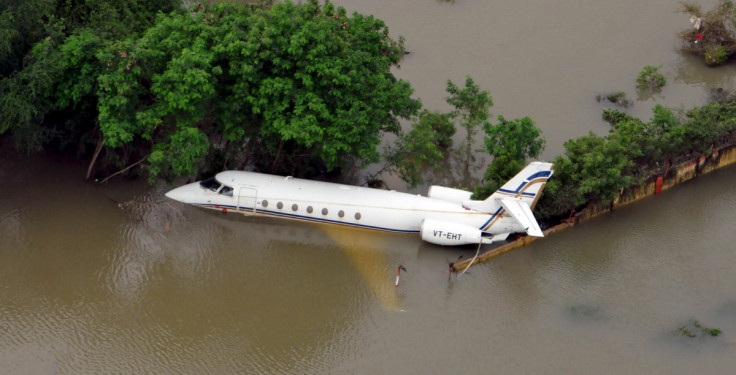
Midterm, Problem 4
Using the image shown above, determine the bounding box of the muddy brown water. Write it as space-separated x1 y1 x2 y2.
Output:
2 1 736 373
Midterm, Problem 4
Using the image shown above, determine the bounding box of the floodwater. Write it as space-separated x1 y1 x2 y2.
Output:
338 0 736 161
2 0 736 374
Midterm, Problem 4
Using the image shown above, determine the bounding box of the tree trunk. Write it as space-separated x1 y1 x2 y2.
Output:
270 140 284 173
86 133 104 180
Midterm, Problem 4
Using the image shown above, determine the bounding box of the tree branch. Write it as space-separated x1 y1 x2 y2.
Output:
99 154 150 184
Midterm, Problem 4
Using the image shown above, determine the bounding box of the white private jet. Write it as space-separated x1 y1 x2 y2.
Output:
165 161 554 246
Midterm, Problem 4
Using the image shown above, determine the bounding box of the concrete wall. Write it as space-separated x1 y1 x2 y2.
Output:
577 144 736 223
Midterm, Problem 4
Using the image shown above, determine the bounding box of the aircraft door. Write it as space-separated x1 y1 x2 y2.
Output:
237 187 257 215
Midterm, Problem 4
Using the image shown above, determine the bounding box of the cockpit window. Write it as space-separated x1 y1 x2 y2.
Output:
199 177 221 192
219 185 233 197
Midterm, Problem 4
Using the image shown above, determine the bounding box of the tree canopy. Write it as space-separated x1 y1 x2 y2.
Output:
0 0 182 156
472 115 545 199
1 0 421 181
445 76 492 172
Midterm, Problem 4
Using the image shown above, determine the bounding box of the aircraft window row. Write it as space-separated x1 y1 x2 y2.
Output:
260 200 362 220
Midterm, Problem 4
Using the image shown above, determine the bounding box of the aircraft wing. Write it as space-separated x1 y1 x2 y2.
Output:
498 198 544 237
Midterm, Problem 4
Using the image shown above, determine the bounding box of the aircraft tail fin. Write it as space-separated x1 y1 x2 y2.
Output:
490 161 554 210
463 161 553 237
493 161 553 237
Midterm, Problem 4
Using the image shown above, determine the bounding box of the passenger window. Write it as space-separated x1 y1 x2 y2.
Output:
321 208 328 215
219 185 233 197
307 206 313 213
338 210 345 218
199 177 220 192
292 204 298 211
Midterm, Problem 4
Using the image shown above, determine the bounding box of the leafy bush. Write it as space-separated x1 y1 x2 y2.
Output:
536 100 736 221
704 43 729 65
636 65 667 92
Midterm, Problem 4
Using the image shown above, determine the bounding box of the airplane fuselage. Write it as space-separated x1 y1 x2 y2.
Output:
165 162 553 246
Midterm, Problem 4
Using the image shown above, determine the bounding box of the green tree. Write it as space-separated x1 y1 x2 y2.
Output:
0 0 181 160
536 132 639 218
483 115 545 161
603 104 692 176
417 109 455 149
472 115 545 199
91 0 419 181
683 101 736 152
533 155 579 220
472 149 525 199
376 109 454 187
536 98 736 221
242 0 420 173
0 0 59 77
446 76 492 171
2 0 420 183
0 35 64 151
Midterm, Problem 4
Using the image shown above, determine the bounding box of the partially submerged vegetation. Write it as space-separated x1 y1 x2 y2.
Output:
635 65 667 93
678 0 736 66
678 319 722 338
535 99 736 222
596 91 632 108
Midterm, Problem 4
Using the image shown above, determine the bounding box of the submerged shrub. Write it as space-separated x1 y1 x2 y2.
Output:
678 1 736 66
678 319 722 338
704 44 729 65
636 65 667 92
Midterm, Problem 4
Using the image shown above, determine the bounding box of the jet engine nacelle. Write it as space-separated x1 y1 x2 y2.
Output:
420 219 493 246
427 186 473 204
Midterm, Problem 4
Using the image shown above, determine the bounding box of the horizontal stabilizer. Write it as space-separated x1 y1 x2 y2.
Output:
498 198 543 237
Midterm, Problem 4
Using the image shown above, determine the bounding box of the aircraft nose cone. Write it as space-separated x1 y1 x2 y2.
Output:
165 183 196 203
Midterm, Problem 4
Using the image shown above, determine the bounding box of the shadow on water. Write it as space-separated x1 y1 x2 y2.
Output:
564 302 610 325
